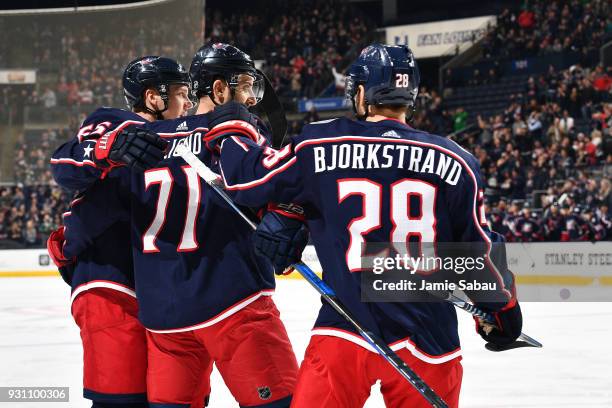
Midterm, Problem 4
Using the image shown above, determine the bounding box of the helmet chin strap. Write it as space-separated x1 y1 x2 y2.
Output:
143 84 170 120
143 105 166 120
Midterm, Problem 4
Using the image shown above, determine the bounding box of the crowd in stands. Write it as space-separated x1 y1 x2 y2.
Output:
13 128 72 186
257 60 612 242
0 1 201 123
0 126 72 248
442 0 612 90
418 62 612 241
480 0 610 66
1 0 371 117
205 0 372 98
0 2 204 248
1 1 610 247
0 185 68 248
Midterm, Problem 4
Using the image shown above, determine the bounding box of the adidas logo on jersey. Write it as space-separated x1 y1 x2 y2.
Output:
381 130 400 138
176 121 188 132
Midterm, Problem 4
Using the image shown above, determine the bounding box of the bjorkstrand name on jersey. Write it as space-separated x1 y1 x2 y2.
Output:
372 279 497 292
313 143 463 185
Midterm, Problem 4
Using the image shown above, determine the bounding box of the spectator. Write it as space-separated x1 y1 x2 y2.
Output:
558 109 574 136
332 66 345 94
41 87 57 109
78 81 94 105
592 65 611 93
290 70 302 97
518 8 535 29
23 219 40 247
527 110 543 139
452 107 468 132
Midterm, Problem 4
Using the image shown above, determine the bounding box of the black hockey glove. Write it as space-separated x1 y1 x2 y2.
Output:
475 299 523 346
94 126 168 172
253 205 309 275
203 101 261 153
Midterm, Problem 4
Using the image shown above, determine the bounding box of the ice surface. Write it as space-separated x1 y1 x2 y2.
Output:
0 277 610 407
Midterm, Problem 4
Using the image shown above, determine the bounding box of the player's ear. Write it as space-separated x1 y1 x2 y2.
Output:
355 85 367 118
212 79 228 104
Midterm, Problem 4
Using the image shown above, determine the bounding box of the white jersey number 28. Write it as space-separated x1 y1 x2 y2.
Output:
338 178 437 272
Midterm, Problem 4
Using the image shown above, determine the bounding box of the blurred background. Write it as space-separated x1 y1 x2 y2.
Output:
0 0 610 250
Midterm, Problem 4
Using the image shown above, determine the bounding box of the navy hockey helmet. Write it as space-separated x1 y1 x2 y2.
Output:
345 43 420 114
189 42 264 104
123 56 191 115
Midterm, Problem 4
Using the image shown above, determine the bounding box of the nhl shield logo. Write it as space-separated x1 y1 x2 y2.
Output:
257 386 272 400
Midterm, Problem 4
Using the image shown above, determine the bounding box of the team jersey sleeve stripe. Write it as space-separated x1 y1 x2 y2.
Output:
221 156 297 190
50 158 97 167
231 136 250 152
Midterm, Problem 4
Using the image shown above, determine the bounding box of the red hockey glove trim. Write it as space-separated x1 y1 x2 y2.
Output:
203 120 261 153
94 130 124 169
47 227 74 268
267 203 306 222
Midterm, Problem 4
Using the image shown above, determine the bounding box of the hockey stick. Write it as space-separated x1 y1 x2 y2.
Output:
176 145 448 408
443 293 542 349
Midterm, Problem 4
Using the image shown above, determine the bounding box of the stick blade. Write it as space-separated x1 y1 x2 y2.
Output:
485 340 541 352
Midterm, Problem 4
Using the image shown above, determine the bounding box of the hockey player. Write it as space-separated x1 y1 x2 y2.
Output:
542 203 565 240
513 205 543 241
502 200 522 242
128 43 298 408
48 56 212 408
566 205 591 241
204 44 523 407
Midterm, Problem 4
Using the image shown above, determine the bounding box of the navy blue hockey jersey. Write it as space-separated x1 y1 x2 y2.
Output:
124 114 275 331
51 108 144 297
216 117 517 362
52 108 276 331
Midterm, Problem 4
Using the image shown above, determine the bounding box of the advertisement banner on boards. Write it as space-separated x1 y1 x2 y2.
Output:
0 69 37 84
385 16 496 59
